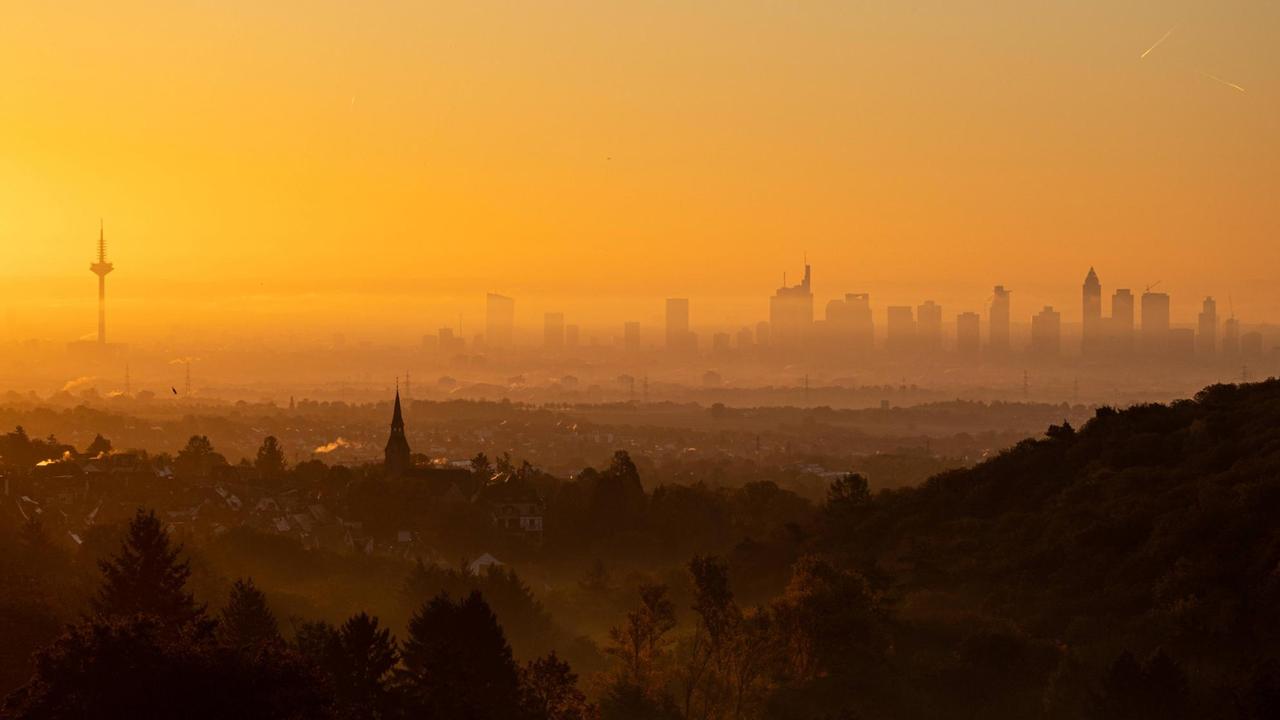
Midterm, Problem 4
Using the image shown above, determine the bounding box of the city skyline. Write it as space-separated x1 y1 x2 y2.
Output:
4 2 1279 341
59 229 1272 364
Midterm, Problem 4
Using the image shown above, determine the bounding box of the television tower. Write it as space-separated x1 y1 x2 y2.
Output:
90 220 114 344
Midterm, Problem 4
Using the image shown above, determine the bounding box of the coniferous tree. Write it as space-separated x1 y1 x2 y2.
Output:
397 591 522 720
329 612 399 720
92 509 207 630
218 578 281 651
255 436 288 482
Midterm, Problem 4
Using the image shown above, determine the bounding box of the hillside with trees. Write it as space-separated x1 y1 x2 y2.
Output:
2 380 1279 718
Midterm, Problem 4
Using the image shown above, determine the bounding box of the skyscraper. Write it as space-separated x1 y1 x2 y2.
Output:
1082 267 1102 356
989 285 1011 356
824 293 873 352
1223 317 1240 358
755 321 771 348
665 298 694 353
623 321 641 352
1111 289 1135 354
916 300 942 352
1197 297 1217 356
485 293 515 349
90 221 114 344
544 312 565 350
1030 306 1062 357
768 261 814 351
1141 291 1171 354
885 306 916 354
956 312 981 357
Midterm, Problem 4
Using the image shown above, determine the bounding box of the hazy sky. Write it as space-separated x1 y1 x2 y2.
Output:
1 1 1277 341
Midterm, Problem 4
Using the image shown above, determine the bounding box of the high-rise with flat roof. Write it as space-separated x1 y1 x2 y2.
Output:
989 285 1011 356
486 293 515 349
917 301 942 352
544 312 565 350
1030 306 1061 357
824 293 874 352
1111 289 1135 354
886 306 916 354
665 298 695 353
1141 291 1171 354
623 321 641 352
1223 317 1240 358
956 312 981 357
1197 297 1217 356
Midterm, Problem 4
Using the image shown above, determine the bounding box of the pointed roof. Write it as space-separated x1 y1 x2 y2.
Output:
391 389 404 429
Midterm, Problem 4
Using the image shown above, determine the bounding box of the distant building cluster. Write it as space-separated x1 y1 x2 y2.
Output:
439 262 1269 368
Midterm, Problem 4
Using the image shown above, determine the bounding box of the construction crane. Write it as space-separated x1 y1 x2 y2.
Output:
1144 280 1162 294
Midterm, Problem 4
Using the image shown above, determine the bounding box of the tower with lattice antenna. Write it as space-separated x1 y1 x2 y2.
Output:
90 220 114 344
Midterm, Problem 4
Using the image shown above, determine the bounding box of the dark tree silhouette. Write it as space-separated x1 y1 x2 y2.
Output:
2 615 331 720
1093 649 1190 720
519 652 595 720
92 509 207 630
218 578 281 651
84 433 112 457
255 436 288 481
397 591 522 720
329 612 399 720
174 435 227 477
471 451 493 478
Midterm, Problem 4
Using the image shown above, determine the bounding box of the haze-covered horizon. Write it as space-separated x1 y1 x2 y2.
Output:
4 0 1280 343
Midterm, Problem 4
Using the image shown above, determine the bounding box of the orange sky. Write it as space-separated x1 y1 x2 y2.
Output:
1 1 1277 342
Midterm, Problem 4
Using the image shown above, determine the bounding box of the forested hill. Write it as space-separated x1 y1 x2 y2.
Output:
824 379 1280 716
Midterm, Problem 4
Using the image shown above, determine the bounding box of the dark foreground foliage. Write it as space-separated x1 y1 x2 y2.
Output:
5 380 1280 718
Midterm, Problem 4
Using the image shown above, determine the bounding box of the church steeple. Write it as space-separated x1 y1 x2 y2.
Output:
384 385 411 476
391 386 405 430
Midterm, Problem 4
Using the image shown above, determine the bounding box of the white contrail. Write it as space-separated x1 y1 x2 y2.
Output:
1141 28 1175 59
1196 70 1246 94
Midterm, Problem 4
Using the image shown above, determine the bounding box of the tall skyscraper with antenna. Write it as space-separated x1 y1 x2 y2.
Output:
90 221 114 344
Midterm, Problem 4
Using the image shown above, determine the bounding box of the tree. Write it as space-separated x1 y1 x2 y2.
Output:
3 614 332 720
590 451 648 537
598 681 681 720
520 652 596 720
825 473 870 513
679 556 777 720
329 613 399 720
174 435 227 478
471 452 493 479
397 591 523 720
606 584 676 697
255 436 288 482
92 509 207 630
1093 649 1191 720
765 555 889 719
218 578 281 651
84 433 112 458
